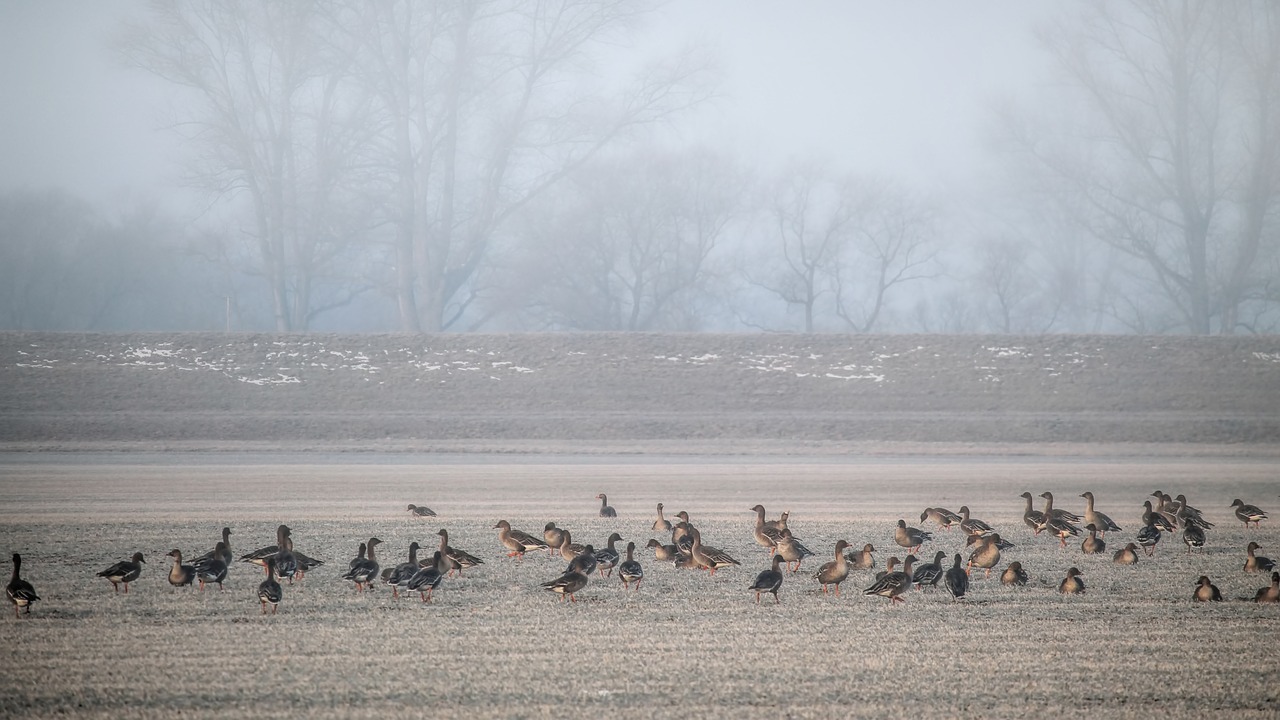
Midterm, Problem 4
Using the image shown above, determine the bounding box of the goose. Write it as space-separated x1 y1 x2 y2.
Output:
494 520 548 558
749 555 785 604
290 543 324 579
436 529 483 576
966 534 1003 578
596 493 617 518
341 537 382 592
1231 499 1268 529
920 507 962 531
407 504 436 518
957 506 994 537
1136 520 1162 556
192 527 233 571
1079 492 1121 536
543 522 566 558
864 555 916 604
593 533 624 578
774 529 814 573
1142 502 1177 533
1040 492 1083 524
761 508 788 532
1150 494 1180 528
347 542 367 570
944 554 968 600
195 543 228 591
1245 542 1276 573
257 557 282 614
646 538 679 562
240 525 290 567
406 551 449 602
894 519 932 554
844 543 876 570
1019 492 1046 534
1001 561 1028 586
750 505 784 552
1113 543 1140 566
966 533 1015 551
97 552 145 593
385 542 421 598
7 553 38 616
1043 514 1081 548
273 534 298 585
1182 524 1206 554
1081 525 1106 555
876 556 900 582
618 542 643 590
566 545 598 577
652 503 672 532
166 549 196 589
558 528 588 562
912 550 947 589
813 540 851 596
672 514 695 552
1173 495 1213 530
1255 571 1280 603
1193 576 1221 602
542 570 589 602
688 527 739 575
1058 567 1085 595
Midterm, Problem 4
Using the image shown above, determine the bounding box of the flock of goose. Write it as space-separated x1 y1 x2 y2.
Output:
5 491 1277 616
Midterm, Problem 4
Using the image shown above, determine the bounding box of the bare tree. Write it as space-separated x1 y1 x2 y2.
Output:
509 147 741 330
745 164 857 332
337 0 712 332
747 166 936 333
1018 0 1280 334
832 181 938 333
122 0 375 330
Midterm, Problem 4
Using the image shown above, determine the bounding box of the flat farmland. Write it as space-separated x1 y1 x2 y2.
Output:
1 454 1278 718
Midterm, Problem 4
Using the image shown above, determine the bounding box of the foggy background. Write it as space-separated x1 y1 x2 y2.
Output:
1 0 1276 335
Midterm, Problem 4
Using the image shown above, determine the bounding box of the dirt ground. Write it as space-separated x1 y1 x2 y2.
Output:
3 332 1280 450
1 453 1277 718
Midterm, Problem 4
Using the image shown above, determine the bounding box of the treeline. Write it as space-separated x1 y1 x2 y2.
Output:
2 0 1278 334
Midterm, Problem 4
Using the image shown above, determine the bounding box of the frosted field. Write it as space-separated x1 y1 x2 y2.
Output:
1 453 1278 718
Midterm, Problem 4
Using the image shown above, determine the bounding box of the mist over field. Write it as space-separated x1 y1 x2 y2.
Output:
2 1 1278 335
3 3 1280 717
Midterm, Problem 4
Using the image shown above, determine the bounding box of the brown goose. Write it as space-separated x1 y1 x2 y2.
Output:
7 553 38 616
1245 542 1276 573
1193 575 1221 602
1001 561 1028 586
652 503 672 532
750 504 784 552
813 540 851 595
1019 492 1046 534
966 534 1003 578
618 542 643 590
596 493 617 518
957 506 993 537
1079 492 1121 536
407 504 436 518
257 557 282 614
97 552 145 593
436 529 483 576
774 529 814 573
646 538 679 562
166 549 196 589
689 526 739 575
1058 567 1085 595
1232 499 1268 529
543 522 566 558
895 519 932 554
1113 542 1140 566
1255 571 1280 603
558 528 588 562
863 555 916 604
1081 524 1106 555
494 520 548 559
921 507 962 531
845 543 876 570
542 569 589 602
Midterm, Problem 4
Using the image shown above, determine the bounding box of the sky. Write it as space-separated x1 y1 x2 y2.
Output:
0 0 1059 213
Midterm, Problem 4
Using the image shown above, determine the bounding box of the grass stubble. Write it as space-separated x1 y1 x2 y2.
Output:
0 456 1277 718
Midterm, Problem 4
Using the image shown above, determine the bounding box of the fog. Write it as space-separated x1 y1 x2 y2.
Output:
1 1 1275 335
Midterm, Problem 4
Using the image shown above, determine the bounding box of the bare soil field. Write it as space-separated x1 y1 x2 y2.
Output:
0 454 1278 718
1 333 1278 716
2 332 1280 451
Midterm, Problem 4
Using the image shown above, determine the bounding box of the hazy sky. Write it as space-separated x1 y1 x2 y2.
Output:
0 1 1058 211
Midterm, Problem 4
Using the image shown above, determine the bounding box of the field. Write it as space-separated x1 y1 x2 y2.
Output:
1 332 1279 717
1 454 1278 718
